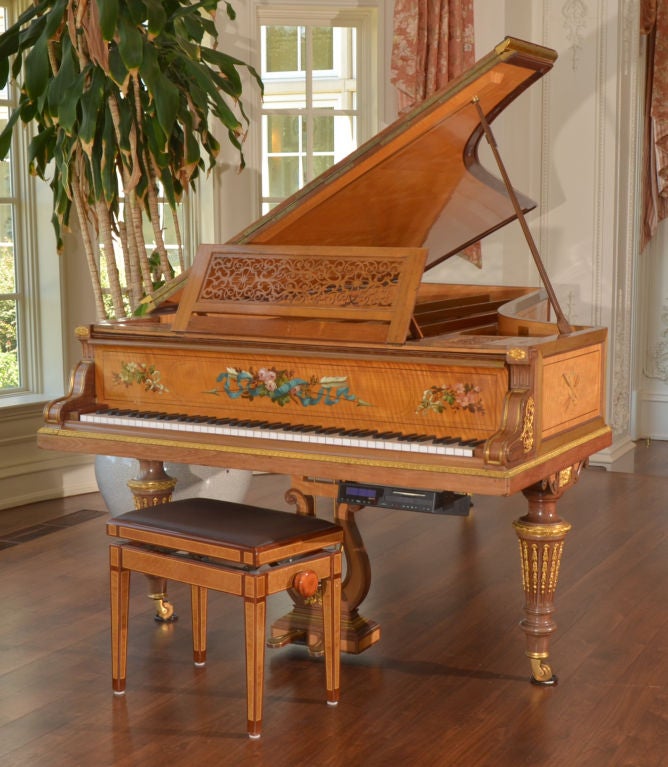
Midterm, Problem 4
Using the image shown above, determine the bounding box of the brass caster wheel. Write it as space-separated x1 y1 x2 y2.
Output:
529 657 557 686
153 598 177 623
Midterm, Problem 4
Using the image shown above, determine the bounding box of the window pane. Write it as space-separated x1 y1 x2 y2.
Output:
311 115 334 152
267 156 301 198
333 114 357 161
266 26 299 72
312 27 334 71
0 298 19 389
0 203 14 246
267 114 300 154
0 241 15 293
312 155 334 178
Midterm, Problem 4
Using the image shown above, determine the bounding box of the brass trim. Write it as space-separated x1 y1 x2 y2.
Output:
512 520 572 538
38 425 612 482
508 347 528 361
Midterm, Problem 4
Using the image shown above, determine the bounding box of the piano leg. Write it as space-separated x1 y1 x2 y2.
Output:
126 459 179 622
514 464 583 685
268 483 381 654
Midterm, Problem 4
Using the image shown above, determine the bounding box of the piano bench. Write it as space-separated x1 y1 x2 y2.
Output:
106 497 344 739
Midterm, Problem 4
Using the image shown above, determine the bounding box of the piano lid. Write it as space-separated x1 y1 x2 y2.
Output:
231 37 557 272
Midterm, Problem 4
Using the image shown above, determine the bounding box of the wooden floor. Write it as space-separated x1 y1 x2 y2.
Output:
1 443 668 766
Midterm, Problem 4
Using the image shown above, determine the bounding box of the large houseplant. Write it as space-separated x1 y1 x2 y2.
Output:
0 0 261 320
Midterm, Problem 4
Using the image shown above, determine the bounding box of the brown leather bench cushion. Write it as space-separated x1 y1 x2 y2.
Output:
110 497 342 552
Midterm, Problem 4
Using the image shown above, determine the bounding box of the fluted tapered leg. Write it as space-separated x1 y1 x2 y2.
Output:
109 545 130 694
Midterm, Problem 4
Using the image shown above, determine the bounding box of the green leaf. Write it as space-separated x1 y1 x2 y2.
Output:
100 107 118 202
98 0 120 41
0 58 8 90
57 83 79 133
24 32 49 99
179 58 241 133
108 47 130 88
27 125 56 177
0 108 21 160
126 0 147 26
47 37 77 111
118 16 144 71
144 0 167 36
44 0 68 38
139 43 178 143
79 69 107 146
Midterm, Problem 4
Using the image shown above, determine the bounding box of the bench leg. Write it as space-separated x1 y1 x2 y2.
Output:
109 545 130 694
323 558 342 705
191 585 208 666
244 580 267 739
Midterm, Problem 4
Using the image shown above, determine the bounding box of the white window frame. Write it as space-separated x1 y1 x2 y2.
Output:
0 0 65 407
252 2 381 217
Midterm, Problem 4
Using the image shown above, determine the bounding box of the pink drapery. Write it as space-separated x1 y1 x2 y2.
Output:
390 0 480 265
641 0 668 251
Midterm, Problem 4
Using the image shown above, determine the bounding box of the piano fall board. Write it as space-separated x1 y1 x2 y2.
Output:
39 38 611 678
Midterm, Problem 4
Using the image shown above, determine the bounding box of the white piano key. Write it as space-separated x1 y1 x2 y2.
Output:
79 411 479 458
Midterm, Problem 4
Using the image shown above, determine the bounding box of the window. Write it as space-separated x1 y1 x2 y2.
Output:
0 0 67 405
0 4 20 391
257 5 379 214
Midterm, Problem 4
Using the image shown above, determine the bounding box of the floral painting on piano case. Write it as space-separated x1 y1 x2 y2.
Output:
207 367 372 408
417 383 484 414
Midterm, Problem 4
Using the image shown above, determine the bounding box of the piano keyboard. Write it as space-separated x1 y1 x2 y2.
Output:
80 410 482 457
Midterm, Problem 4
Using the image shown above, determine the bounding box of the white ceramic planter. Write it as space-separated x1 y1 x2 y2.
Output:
94 455 252 516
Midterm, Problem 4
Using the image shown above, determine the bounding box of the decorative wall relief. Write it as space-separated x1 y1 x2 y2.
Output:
206 367 371 408
562 0 589 70
645 299 668 383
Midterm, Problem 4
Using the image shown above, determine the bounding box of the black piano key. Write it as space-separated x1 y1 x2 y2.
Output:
376 431 402 440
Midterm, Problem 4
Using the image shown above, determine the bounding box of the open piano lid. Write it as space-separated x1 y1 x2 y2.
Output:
170 38 558 344
230 36 557 270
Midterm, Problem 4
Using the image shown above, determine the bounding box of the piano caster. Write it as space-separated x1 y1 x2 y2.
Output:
529 656 557 686
150 594 177 623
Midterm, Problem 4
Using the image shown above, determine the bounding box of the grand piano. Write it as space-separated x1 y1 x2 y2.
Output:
39 38 611 685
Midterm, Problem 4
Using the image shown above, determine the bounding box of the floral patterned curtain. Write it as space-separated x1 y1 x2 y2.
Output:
390 0 480 265
641 0 668 251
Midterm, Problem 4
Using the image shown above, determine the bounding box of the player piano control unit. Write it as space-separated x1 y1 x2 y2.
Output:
337 482 471 516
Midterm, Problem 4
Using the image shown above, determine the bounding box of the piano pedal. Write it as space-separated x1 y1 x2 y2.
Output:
266 629 307 649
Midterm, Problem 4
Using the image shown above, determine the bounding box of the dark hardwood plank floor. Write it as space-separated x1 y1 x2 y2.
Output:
1 442 668 766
